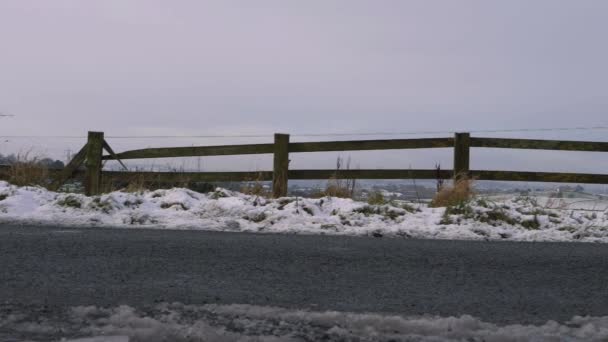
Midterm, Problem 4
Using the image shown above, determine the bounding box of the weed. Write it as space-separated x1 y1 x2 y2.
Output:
558 226 578 233
439 209 453 225
430 177 474 208
476 198 490 208
240 172 270 197
478 208 518 226
354 205 405 220
445 202 474 218
435 163 445 192
125 175 148 194
123 199 144 208
323 157 357 198
7 152 50 187
321 224 338 230
160 202 188 210
244 212 267 223
400 203 419 213
57 195 82 209
88 197 116 213
210 189 230 199
521 215 541 230
302 206 314 216
354 205 379 217
367 191 386 205
384 208 405 220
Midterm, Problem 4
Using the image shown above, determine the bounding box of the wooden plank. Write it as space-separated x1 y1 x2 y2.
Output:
273 133 289 198
102 144 275 160
49 143 88 190
85 132 104 196
453 132 470 180
100 169 452 184
288 169 453 180
471 170 608 184
288 137 454 153
102 140 128 171
471 137 608 152
102 171 273 183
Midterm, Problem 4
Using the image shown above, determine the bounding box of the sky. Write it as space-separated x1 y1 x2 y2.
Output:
0 0 607 174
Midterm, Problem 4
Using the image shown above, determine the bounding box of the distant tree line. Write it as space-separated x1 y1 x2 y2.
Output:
0 153 65 169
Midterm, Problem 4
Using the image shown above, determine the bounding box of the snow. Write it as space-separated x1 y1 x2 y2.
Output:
1 181 608 242
1 303 606 341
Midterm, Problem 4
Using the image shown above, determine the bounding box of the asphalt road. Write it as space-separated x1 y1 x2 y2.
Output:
1 225 608 326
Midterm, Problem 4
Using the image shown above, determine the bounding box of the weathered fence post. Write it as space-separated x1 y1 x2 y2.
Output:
273 133 290 198
85 131 104 196
453 132 470 181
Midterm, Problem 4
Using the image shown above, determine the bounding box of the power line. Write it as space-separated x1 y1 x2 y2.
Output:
0 126 607 139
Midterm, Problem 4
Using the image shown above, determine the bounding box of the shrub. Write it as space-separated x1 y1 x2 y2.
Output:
429 177 474 208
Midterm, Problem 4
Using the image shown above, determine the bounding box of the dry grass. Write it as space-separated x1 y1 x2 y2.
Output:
240 172 270 197
429 176 475 208
7 152 50 187
367 191 387 205
124 174 148 193
323 157 357 198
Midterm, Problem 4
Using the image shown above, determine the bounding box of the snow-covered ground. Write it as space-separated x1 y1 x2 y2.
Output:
2 302 607 341
1 181 608 242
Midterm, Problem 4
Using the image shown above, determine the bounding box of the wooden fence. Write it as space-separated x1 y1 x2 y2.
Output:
31 131 608 196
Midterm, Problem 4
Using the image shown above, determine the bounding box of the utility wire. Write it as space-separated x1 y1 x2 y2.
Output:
1 126 607 139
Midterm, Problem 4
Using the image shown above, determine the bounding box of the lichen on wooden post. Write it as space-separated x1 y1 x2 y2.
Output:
453 132 470 181
273 133 290 198
84 131 104 196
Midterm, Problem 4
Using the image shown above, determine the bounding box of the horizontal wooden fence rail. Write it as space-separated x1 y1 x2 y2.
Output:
288 138 454 153
102 144 275 160
471 137 608 152
98 169 454 186
470 170 608 184
102 138 455 161
99 169 608 185
288 169 453 180
102 171 274 183
3 131 608 197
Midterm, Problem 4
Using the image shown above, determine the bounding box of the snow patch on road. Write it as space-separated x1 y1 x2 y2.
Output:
2 303 608 341
1 181 608 242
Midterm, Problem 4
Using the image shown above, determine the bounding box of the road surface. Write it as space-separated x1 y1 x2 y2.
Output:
1 225 608 327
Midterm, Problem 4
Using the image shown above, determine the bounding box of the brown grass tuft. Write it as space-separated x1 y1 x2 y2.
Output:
240 172 270 197
8 152 50 187
323 157 357 198
124 174 148 194
429 176 474 208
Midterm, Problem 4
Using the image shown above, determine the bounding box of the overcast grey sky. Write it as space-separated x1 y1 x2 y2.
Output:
1 1 607 173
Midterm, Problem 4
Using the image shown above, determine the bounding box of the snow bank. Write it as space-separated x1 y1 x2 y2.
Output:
0 181 607 242
2 303 607 341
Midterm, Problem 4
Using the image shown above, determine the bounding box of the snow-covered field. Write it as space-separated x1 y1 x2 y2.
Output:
1 181 607 242
2 302 607 342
